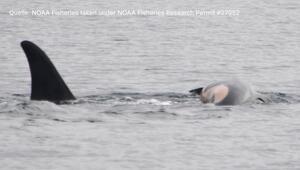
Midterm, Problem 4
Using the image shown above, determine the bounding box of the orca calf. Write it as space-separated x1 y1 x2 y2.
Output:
190 80 265 105
21 41 76 103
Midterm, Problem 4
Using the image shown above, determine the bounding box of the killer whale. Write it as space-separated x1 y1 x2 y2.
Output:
20 41 265 105
21 40 76 102
190 80 265 105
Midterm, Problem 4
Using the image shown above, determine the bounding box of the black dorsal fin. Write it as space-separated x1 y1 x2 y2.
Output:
21 40 76 102
189 87 203 95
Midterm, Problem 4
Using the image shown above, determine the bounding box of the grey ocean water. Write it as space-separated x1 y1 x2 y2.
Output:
0 0 299 169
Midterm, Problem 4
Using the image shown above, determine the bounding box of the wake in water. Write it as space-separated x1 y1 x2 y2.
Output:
0 91 298 125
0 91 298 109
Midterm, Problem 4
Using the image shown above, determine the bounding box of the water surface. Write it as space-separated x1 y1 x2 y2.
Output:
0 0 299 169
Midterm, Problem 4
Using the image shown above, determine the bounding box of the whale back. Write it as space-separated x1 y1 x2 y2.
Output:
190 80 255 105
217 82 248 105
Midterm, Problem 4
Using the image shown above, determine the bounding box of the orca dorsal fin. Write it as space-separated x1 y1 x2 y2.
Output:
21 40 76 102
189 87 203 95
